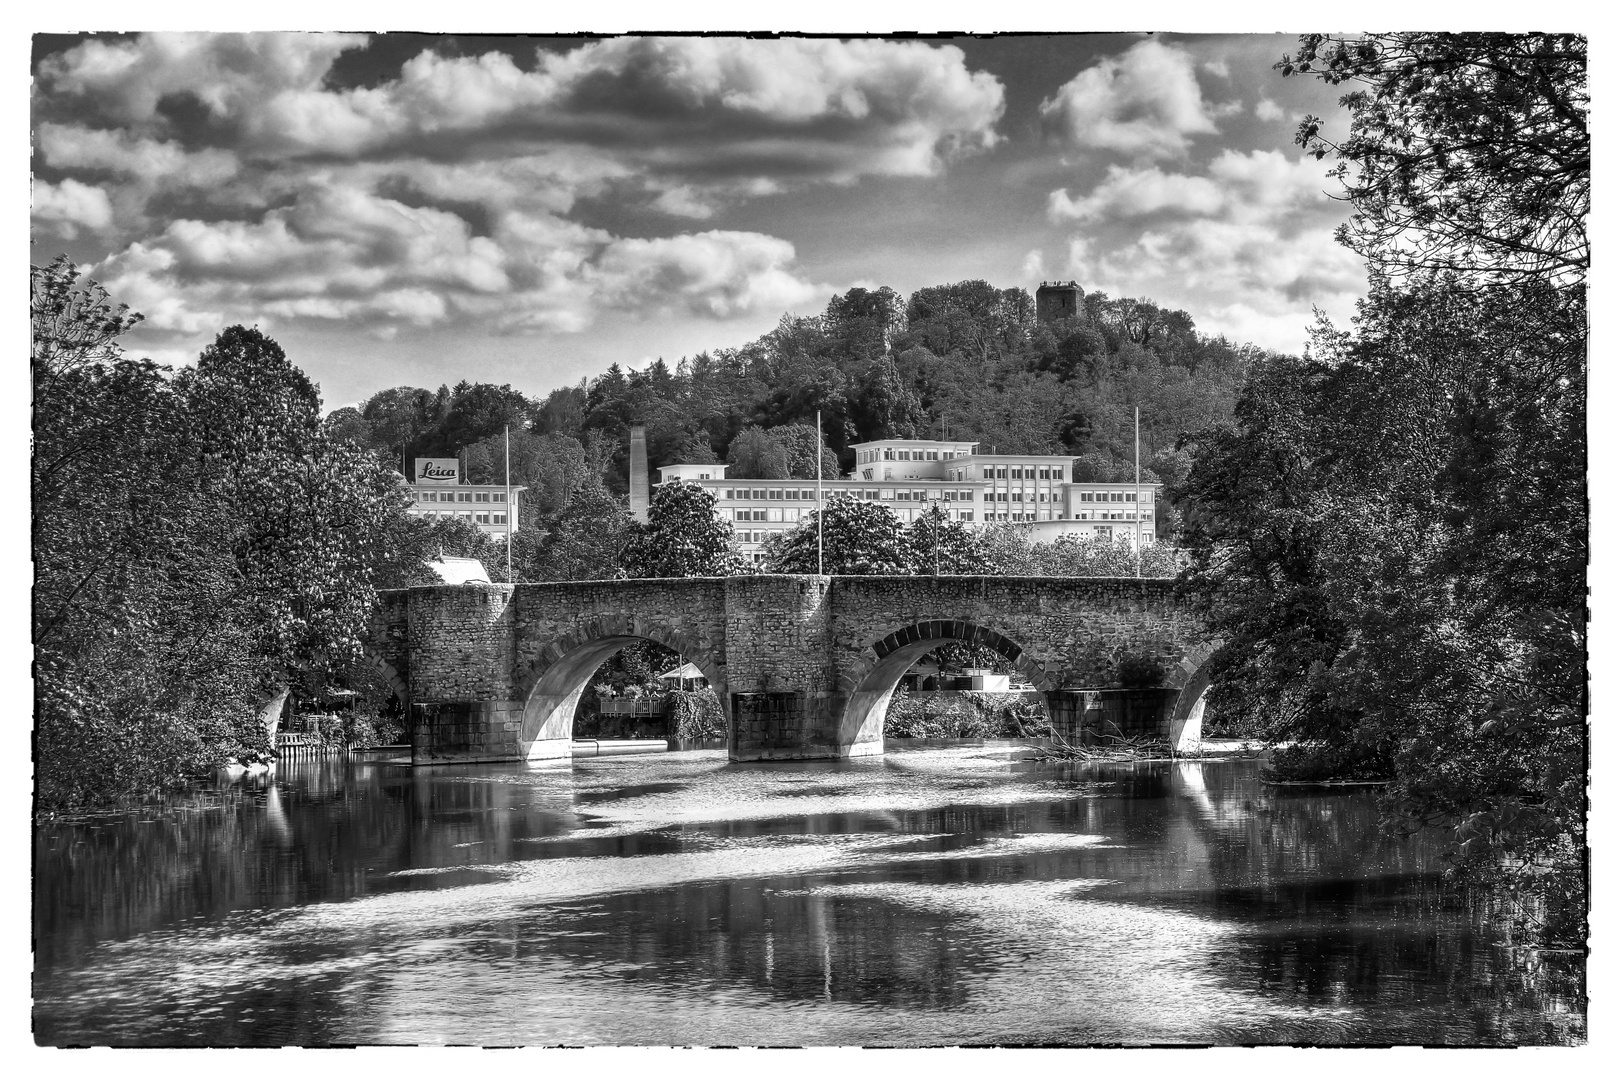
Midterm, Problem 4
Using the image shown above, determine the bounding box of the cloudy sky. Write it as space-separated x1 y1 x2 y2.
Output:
31 31 1364 409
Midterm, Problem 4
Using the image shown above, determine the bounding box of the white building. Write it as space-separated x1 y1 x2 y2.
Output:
656 438 1159 564
402 457 525 540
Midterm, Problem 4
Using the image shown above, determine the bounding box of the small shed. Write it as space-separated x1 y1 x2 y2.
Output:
657 661 708 690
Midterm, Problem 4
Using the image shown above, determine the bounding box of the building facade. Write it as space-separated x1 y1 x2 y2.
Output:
657 438 1158 563
403 456 525 540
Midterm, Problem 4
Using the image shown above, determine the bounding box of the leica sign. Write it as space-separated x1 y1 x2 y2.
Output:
414 458 460 484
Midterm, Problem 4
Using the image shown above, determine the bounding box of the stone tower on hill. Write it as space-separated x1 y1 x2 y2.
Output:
1036 280 1082 324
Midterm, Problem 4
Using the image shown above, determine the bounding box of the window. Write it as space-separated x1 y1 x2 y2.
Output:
959 511 974 522
1111 492 1123 502
982 467 994 480
1038 468 1049 480
996 492 1008 502
1012 492 1023 502
767 508 783 522
724 489 734 499
862 469 873 480
418 491 437 503
1038 493 1048 502
880 489 894 500
864 490 878 500
785 508 800 522
457 510 472 518
752 510 767 521
1080 492 1093 502
927 451 938 460
1126 492 1136 502
476 492 491 502
753 489 766 499
494 492 505 502
960 490 973 501
996 467 1007 479
943 491 954 502
475 513 490 524
898 450 910 461
883 449 894 460
735 510 749 521
494 514 506 525
460 492 474 502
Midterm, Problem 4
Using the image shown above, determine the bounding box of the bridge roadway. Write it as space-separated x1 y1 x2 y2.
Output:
362 575 1215 765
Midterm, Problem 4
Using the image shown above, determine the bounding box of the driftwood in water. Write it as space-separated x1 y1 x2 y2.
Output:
1026 730 1173 762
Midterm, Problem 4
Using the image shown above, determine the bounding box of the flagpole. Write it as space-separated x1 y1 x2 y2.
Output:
816 409 824 576
1134 406 1142 578
504 425 513 584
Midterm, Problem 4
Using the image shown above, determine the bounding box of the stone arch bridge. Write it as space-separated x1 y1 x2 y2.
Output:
364 576 1215 765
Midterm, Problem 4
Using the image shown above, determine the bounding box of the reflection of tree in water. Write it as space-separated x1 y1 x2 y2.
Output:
33 764 579 972
531 877 983 1012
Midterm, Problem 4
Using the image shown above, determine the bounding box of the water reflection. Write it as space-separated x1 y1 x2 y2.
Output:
33 749 1584 1046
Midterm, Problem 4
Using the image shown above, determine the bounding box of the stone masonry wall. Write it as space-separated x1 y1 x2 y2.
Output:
370 574 1211 764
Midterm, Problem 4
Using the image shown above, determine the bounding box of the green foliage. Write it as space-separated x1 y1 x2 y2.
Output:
33 261 408 807
1181 33 1586 944
620 482 743 578
902 505 987 574
514 480 631 582
669 689 726 741
1264 742 1393 783
1282 33 1587 287
884 692 1050 739
762 495 909 575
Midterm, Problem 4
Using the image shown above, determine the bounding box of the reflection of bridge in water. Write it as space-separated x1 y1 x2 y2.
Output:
363 575 1216 766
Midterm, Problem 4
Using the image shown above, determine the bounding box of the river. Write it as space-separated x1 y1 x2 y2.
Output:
32 745 1585 1046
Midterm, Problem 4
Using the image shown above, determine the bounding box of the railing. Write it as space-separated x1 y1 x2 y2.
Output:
273 732 347 759
597 699 666 717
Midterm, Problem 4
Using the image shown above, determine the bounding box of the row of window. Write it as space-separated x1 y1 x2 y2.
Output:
407 509 509 524
723 488 820 501
857 448 965 464
416 490 508 503
715 486 1147 505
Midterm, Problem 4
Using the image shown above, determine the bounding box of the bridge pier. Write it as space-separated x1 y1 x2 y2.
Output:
1045 688 1181 745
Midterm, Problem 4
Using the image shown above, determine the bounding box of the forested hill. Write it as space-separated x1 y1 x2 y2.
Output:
327 280 1276 517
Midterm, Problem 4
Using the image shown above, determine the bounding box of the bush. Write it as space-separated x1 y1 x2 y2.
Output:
669 689 725 741
1263 741 1393 782
884 692 1050 739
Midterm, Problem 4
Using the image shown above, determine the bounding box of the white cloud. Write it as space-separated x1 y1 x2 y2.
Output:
1038 40 1220 160
36 33 1003 344
1051 150 1361 352
1049 149 1333 225
38 34 1004 187
90 179 819 338
1255 97 1286 122
32 178 113 238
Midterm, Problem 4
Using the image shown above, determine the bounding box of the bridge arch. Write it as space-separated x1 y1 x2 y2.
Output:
837 620 1058 749
358 648 408 707
1166 644 1218 750
514 621 729 759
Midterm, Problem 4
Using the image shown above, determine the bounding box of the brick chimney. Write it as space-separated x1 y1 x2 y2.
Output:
628 420 650 523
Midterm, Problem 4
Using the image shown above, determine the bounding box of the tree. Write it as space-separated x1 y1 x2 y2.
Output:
761 495 909 575
1283 33 1588 285
1179 33 1588 945
33 262 409 806
725 425 791 479
903 506 987 575
620 482 743 578
518 480 631 582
